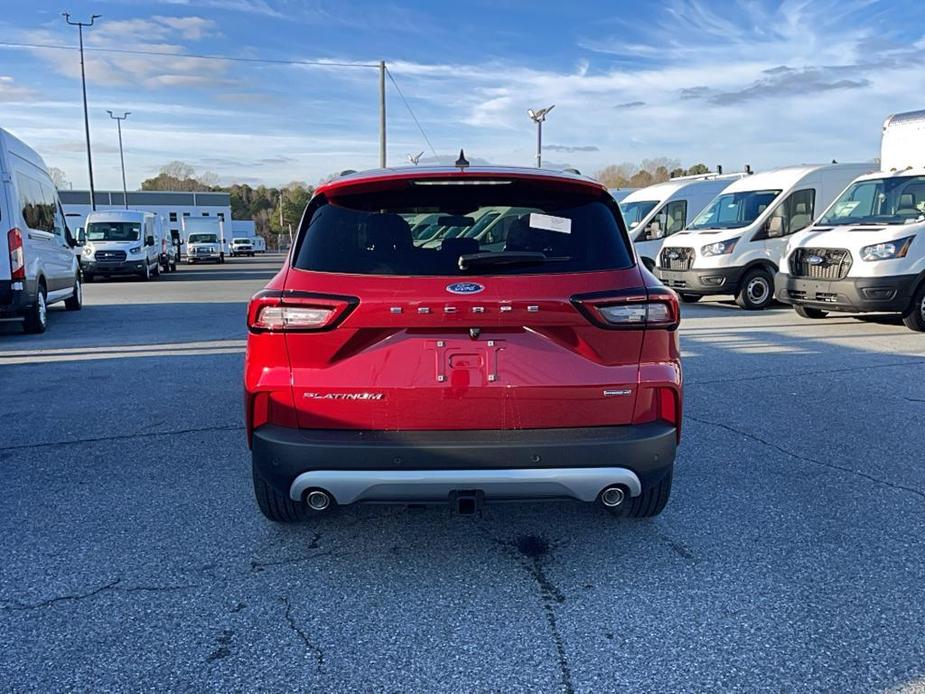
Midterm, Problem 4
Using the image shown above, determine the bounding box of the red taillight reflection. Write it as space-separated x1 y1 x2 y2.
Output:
8 228 25 281
572 287 680 330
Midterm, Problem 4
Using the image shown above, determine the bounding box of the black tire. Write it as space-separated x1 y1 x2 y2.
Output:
678 293 702 303
253 463 308 523
607 469 672 518
219 254 225 264
170 259 177 271
735 267 774 310
153 262 160 278
65 274 82 311
140 263 151 281
22 281 48 334
83 272 94 283
902 282 925 332
794 305 828 319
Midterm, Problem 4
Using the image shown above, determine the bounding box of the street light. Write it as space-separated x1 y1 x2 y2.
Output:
107 111 130 209
527 105 555 168
63 12 101 210
408 151 424 166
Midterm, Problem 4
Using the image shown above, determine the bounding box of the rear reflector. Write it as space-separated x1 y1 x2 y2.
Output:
8 228 25 281
247 290 358 333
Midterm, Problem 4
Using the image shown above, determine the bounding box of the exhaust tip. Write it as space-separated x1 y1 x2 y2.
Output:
600 486 625 508
306 490 332 511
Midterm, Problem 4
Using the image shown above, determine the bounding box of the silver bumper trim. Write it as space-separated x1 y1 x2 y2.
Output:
289 467 642 504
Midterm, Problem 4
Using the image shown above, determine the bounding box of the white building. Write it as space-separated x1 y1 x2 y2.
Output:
60 190 234 242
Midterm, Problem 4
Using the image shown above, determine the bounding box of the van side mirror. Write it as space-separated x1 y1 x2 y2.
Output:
145 237 155 247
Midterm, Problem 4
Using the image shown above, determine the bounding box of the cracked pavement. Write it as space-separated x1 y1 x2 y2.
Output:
1 257 924 692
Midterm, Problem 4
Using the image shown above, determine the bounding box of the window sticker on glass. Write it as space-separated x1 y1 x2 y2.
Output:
529 212 572 234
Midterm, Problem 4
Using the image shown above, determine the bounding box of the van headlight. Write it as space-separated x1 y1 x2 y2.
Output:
860 236 914 261
701 237 740 257
129 246 142 255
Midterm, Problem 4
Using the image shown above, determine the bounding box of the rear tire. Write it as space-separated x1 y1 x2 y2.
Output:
607 469 672 518
735 267 774 310
794 305 828 319
65 275 82 311
23 282 48 334
678 293 702 303
902 282 925 332
253 463 308 523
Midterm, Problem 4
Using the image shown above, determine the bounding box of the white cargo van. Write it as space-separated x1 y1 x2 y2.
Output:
776 110 925 331
620 173 747 270
81 210 161 281
1 127 82 333
656 163 871 308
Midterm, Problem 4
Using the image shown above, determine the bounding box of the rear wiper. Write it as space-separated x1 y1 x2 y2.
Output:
458 252 570 271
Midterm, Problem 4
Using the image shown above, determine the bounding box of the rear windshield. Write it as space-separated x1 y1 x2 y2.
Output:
293 181 633 275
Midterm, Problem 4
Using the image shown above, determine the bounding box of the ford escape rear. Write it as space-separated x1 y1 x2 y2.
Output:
245 166 682 521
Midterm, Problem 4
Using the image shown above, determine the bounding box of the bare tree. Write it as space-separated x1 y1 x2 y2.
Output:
48 167 72 190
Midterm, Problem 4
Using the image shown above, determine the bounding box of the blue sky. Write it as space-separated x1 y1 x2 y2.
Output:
2 0 924 189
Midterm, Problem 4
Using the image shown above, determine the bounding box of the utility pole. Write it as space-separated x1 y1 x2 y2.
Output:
63 12 101 210
107 111 130 208
379 60 386 168
528 105 555 168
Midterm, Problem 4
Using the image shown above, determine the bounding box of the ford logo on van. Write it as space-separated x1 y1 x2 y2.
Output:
806 254 825 265
446 282 485 295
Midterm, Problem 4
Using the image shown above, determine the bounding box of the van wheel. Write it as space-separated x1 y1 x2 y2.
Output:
794 305 827 319
65 275 82 311
141 263 151 281
83 272 94 283
23 282 48 334
252 463 308 523
735 268 773 310
607 468 672 518
153 263 160 278
902 283 925 332
678 293 702 303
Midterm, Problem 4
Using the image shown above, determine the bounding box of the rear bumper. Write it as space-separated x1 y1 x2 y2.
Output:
0 279 31 317
775 272 919 313
656 266 743 295
253 422 677 504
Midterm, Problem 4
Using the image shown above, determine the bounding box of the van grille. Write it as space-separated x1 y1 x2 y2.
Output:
660 247 694 271
94 250 127 263
790 248 852 280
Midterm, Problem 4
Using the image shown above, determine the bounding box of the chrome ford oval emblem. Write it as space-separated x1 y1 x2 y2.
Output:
446 282 485 295
806 254 824 265
667 251 680 260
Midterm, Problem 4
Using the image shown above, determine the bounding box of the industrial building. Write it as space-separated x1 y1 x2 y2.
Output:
59 190 237 240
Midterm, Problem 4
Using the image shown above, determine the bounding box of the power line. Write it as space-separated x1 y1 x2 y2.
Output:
0 41 379 68
385 67 439 159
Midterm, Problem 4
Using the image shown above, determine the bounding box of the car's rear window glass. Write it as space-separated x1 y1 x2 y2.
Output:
293 180 633 276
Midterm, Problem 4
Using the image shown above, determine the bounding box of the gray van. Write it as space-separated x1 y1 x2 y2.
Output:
0 127 82 333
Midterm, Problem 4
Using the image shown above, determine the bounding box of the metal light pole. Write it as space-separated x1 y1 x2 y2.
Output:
379 60 387 168
107 111 130 208
63 13 101 210
528 105 555 168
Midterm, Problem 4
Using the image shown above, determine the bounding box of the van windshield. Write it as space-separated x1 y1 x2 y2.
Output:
689 189 781 230
190 233 218 243
819 175 925 226
294 182 633 276
233 238 251 244
86 222 140 242
620 200 658 228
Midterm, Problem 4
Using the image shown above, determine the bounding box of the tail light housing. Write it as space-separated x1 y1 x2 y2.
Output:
8 228 25 281
571 287 680 330
247 290 358 333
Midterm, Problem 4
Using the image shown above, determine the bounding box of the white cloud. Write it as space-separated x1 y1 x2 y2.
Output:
0 75 33 102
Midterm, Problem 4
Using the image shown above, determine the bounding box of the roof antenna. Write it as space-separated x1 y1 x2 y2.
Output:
717 164 723 174
455 149 470 171
832 159 838 164
745 164 752 174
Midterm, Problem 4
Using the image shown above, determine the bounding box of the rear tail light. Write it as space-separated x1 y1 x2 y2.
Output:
8 228 25 281
572 287 680 330
247 290 358 333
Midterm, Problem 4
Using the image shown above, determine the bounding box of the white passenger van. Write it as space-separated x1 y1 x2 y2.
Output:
80 209 161 281
0 127 82 333
776 110 925 331
655 163 871 308
620 173 748 270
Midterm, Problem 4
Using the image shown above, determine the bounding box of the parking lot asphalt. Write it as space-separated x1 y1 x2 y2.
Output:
1 256 923 693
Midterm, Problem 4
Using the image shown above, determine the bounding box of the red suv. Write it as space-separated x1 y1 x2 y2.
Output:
245 166 682 521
